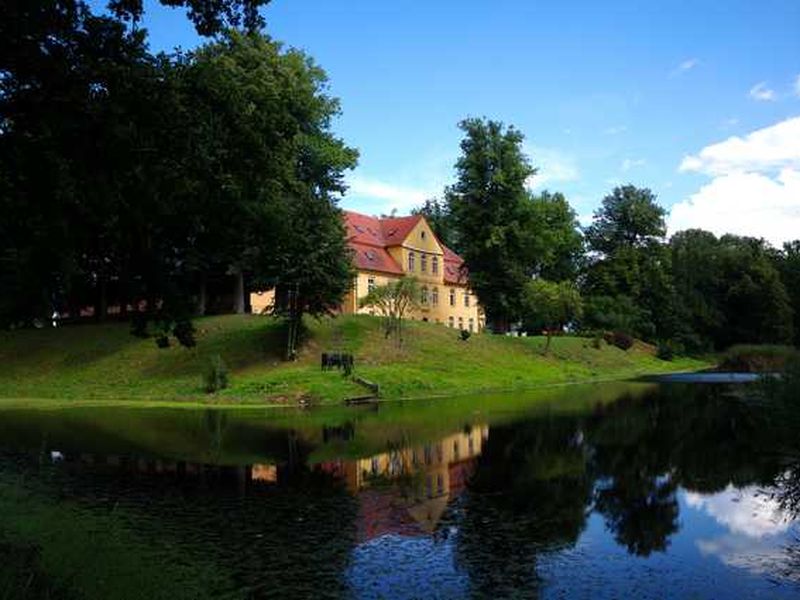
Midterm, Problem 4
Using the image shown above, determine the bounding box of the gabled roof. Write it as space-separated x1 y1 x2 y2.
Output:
342 210 470 284
379 215 423 246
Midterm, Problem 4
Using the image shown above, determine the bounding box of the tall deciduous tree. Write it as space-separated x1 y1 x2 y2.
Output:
528 191 584 282
446 118 537 332
583 185 677 341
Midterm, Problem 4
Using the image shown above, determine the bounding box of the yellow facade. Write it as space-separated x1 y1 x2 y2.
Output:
342 217 484 332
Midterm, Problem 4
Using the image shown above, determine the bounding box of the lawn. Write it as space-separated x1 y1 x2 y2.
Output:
0 314 711 406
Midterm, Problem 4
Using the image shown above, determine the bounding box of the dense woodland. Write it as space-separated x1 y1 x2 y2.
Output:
2 1 798 354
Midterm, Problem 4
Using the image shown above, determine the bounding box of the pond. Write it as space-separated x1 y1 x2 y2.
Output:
0 381 798 599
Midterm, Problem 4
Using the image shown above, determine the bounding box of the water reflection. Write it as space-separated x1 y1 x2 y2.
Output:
1 382 799 599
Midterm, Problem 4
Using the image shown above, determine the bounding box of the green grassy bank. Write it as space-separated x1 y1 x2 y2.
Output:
0 314 711 406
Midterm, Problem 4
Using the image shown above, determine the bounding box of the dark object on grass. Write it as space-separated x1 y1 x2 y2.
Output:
173 318 196 348
155 334 170 348
605 330 634 351
321 352 355 372
460 329 471 341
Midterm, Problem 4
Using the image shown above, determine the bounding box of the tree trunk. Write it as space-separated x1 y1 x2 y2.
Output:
232 269 245 314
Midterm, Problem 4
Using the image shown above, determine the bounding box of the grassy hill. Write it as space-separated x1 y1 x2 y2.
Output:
0 314 710 406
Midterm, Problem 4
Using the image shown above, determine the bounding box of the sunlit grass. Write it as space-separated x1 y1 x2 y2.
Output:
0 314 711 406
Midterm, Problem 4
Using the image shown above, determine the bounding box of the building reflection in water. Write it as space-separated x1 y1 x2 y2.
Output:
41 424 489 544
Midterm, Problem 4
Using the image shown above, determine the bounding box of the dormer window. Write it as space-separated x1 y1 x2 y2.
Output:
408 251 415 272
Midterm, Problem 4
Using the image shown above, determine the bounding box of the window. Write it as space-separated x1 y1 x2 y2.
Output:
468 318 474 332
436 474 444 495
408 251 415 272
367 276 376 292
458 317 464 330
432 287 439 306
421 230 427 240
421 286 429 304
432 256 439 274
420 253 427 273
371 457 379 475
449 288 456 306
453 440 460 460
464 291 470 307
448 316 454 328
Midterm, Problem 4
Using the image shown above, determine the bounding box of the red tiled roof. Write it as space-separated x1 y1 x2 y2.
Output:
441 243 468 284
342 210 469 284
379 215 423 245
351 242 404 275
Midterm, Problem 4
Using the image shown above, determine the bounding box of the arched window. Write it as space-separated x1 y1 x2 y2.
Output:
420 253 428 272
432 256 439 274
421 286 429 304
432 287 439 306
464 291 470 307
407 251 415 272
448 316 455 328
449 288 456 306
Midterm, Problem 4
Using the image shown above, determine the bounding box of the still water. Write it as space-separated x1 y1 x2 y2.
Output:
0 382 798 599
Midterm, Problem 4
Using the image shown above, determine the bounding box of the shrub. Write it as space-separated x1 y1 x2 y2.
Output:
155 333 170 348
605 330 634 351
203 355 229 393
591 335 603 350
459 329 471 342
656 340 685 361
173 318 196 348
720 345 800 373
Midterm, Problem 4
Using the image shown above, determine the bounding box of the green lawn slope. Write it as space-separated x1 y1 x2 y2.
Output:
0 314 710 406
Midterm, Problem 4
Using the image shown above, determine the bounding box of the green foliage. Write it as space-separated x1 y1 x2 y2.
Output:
585 185 667 254
203 355 229 393
528 191 585 281
773 240 800 347
656 340 683 361
671 232 794 349
522 279 582 352
359 277 420 345
107 0 270 35
446 118 537 331
583 186 676 342
719 345 800 372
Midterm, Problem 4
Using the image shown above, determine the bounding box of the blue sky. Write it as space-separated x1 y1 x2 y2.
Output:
99 0 800 244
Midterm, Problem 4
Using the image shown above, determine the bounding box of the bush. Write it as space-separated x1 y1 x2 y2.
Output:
459 329 471 342
656 340 685 361
720 345 800 373
173 318 196 348
605 330 634 351
203 355 229 393
591 335 603 350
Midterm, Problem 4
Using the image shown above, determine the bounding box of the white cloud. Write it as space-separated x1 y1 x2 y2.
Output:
670 58 699 77
684 485 792 538
670 116 800 246
621 158 646 172
678 116 800 176
345 175 433 213
749 81 776 101
526 146 579 190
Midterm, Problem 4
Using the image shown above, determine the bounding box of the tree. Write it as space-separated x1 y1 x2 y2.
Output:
583 185 676 341
585 185 666 254
670 232 794 348
528 191 584 282
774 241 800 347
359 277 420 346
446 118 537 332
522 279 582 352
